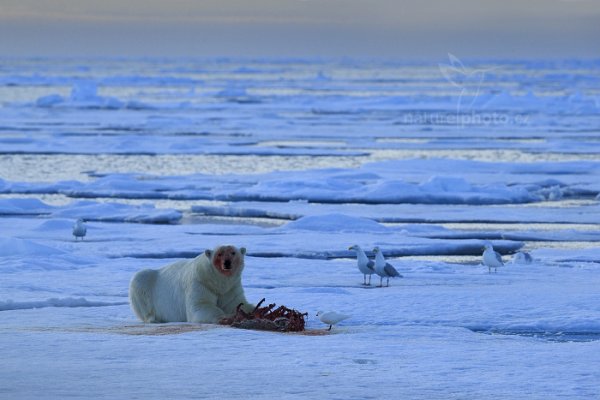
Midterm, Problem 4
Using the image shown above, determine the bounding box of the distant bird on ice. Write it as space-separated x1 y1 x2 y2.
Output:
482 243 504 273
72 218 87 241
512 251 533 265
372 247 403 287
348 244 375 285
316 311 350 331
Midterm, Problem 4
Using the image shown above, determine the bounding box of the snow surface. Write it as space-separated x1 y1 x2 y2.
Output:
1 58 600 399
0 198 182 223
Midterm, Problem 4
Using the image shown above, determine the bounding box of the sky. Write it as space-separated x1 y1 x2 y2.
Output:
0 0 598 58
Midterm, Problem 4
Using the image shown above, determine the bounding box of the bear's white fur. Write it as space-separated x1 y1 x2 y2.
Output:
129 245 254 324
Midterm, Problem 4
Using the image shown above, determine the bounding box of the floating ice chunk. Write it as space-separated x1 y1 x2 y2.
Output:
0 297 126 311
34 80 125 109
482 90 545 110
0 238 65 257
367 180 421 201
215 86 260 104
191 205 300 220
315 71 331 81
420 176 473 192
35 94 65 107
545 186 564 201
217 86 248 98
70 80 99 102
33 219 75 231
281 213 389 233
51 200 182 224
125 100 154 110
0 198 53 215
0 198 180 224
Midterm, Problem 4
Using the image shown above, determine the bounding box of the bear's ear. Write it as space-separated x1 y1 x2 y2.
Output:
204 249 213 259
240 247 246 255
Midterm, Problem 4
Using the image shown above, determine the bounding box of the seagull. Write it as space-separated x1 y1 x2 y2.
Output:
482 243 503 273
72 218 87 241
348 244 375 285
372 247 403 287
512 251 533 265
316 311 350 331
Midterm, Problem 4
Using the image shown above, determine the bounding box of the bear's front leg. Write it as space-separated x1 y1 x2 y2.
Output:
220 286 255 316
186 286 227 324
187 301 226 324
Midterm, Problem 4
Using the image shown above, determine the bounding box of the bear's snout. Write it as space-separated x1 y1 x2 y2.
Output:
224 259 232 269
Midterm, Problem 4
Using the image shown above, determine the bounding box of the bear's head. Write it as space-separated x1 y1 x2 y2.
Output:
205 245 246 277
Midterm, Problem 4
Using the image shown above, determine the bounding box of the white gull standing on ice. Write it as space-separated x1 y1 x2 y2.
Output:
483 243 504 273
348 244 375 285
372 247 403 287
316 311 350 331
72 218 87 241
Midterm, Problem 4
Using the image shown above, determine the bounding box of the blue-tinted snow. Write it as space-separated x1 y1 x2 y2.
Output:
1 58 600 399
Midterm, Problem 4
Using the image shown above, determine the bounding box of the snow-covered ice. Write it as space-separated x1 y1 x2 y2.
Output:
1 57 600 399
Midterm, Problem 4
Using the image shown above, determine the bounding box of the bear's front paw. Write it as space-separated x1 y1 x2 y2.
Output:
218 316 234 325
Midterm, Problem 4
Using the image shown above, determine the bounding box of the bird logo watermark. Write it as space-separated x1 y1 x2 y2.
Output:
438 53 496 115
433 53 528 127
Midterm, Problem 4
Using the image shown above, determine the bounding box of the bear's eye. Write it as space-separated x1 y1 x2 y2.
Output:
231 251 236 255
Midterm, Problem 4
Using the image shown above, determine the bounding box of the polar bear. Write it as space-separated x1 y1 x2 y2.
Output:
129 245 254 324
